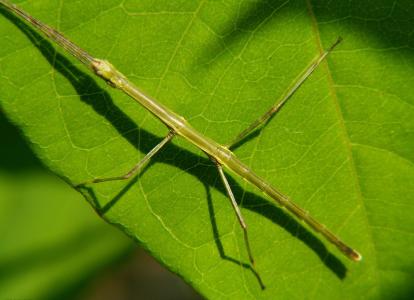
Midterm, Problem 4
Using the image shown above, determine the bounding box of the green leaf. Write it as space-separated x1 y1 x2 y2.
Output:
0 111 133 299
1 0 413 299
0 171 133 300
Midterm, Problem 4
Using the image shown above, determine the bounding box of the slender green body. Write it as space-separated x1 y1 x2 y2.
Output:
94 59 360 261
0 0 361 262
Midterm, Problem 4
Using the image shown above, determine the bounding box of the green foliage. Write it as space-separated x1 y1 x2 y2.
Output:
0 112 132 299
1 0 413 299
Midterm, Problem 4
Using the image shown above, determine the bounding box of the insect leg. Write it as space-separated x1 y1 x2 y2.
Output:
210 157 256 266
76 130 175 186
227 38 342 148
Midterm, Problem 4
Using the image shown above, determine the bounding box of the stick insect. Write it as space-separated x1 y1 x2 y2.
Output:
0 0 362 287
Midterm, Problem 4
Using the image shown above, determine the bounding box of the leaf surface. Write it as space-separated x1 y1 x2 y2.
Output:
0 0 413 298
0 110 132 300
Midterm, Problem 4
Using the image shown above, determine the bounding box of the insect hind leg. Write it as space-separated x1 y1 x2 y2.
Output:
226 38 343 149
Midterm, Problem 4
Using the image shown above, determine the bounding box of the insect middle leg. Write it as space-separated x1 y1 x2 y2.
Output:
227 38 343 148
76 130 175 186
